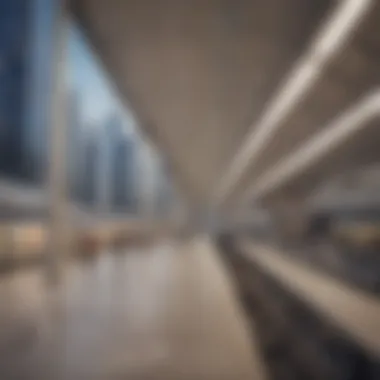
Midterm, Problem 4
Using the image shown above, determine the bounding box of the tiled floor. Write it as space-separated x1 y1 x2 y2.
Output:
0 238 265 380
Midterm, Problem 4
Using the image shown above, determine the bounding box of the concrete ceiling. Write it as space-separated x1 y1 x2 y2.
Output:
257 116 380 206
231 1 380 203
71 0 333 203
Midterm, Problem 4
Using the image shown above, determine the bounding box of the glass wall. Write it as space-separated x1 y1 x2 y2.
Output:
0 1 31 180
67 25 150 215
0 0 55 182
0 1 177 217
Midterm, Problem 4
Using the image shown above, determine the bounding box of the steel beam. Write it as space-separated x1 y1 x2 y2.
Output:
241 91 380 204
214 0 373 205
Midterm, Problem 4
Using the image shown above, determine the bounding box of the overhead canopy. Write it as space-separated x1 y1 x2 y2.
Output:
71 0 334 203
230 1 380 205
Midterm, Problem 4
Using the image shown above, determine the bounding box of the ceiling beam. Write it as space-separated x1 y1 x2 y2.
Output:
241 90 380 203
214 0 373 205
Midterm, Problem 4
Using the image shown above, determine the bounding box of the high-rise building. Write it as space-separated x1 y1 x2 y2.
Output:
96 114 120 213
155 160 173 217
80 130 100 206
0 0 56 182
125 137 137 213
104 113 137 213
136 143 158 217
111 135 137 213
67 89 83 201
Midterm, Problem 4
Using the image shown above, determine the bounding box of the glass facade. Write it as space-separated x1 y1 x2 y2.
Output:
112 136 137 213
155 161 173 217
81 132 99 206
0 1 172 215
25 0 56 182
0 0 55 182
0 1 31 179
105 114 137 213
67 89 83 201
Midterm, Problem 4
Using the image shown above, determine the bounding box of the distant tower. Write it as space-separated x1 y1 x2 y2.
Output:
0 0 57 182
96 113 123 213
97 112 137 214
111 133 137 213
154 159 172 217
67 89 83 201
124 135 137 213
137 143 157 218
81 130 100 206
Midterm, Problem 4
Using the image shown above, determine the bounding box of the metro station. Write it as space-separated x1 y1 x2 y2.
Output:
0 1 379 379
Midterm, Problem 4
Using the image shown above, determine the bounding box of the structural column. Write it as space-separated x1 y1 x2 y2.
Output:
97 127 111 214
47 0 69 283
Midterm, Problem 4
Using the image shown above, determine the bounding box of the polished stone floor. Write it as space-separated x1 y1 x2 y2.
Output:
0 239 265 380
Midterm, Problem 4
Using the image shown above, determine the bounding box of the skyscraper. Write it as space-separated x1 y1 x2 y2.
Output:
96 114 119 213
67 89 83 201
124 137 137 213
155 160 173 217
105 113 137 213
137 143 158 217
0 0 56 182
80 130 99 206
0 1 31 179
111 135 137 213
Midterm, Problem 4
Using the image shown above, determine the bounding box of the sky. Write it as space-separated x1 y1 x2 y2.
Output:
66 23 163 181
67 25 136 135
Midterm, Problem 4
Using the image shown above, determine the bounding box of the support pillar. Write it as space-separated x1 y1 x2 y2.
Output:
46 0 69 284
97 128 111 214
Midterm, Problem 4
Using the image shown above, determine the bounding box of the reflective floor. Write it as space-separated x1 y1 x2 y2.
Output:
0 239 265 380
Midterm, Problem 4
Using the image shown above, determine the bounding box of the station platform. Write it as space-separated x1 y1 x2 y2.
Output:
0 238 266 380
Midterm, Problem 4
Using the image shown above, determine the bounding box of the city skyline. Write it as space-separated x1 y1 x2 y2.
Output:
68 25 136 136
0 1 175 217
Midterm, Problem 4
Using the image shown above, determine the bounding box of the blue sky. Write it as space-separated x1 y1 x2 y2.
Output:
66 24 162 177
67 25 136 134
